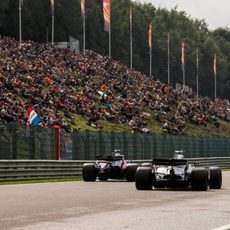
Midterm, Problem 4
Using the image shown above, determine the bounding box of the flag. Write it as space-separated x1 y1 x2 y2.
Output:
81 0 85 18
103 0 110 32
181 42 185 70
129 7 133 69
27 106 41 126
196 48 199 65
129 7 132 27
213 53 216 76
50 0 55 16
148 23 152 48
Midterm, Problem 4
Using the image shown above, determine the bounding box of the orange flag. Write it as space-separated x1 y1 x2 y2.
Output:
181 42 185 70
213 53 216 76
148 23 152 48
103 0 110 32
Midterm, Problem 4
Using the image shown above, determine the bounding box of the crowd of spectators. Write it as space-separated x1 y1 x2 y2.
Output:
0 36 229 134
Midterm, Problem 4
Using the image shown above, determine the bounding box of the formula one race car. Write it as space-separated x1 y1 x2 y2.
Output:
135 153 222 191
82 150 138 182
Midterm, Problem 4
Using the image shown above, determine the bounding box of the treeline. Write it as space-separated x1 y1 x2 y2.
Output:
0 0 229 98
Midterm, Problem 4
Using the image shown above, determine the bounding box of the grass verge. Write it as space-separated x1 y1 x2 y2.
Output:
0 177 82 185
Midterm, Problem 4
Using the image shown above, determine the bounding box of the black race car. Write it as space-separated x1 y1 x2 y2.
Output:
135 154 222 191
82 151 138 182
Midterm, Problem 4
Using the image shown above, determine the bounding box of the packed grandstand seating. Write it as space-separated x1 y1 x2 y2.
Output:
0 36 229 134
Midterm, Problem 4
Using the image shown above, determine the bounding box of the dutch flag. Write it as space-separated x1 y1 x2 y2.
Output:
27 106 41 126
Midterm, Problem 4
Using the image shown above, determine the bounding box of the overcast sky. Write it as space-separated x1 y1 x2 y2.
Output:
137 0 230 30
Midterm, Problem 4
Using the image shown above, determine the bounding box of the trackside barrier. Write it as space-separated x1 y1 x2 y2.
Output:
0 158 229 181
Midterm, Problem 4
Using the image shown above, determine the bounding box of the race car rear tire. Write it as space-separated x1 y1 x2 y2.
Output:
135 166 152 190
82 163 97 182
126 163 138 182
191 168 208 191
209 167 222 189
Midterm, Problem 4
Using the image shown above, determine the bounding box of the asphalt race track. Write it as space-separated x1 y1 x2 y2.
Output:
0 172 230 230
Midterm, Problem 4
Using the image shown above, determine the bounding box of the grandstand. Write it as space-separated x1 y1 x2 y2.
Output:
0 36 229 136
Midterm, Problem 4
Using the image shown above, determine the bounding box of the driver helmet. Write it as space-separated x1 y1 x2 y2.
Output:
173 150 184 159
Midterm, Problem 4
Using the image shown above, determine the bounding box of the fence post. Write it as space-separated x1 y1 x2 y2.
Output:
98 130 105 157
111 131 115 153
53 125 61 160
12 125 18 159
72 129 81 160
10 124 17 159
122 132 129 159
29 127 35 159
54 125 61 160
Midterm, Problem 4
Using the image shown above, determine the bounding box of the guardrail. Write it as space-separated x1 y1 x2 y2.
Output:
0 158 229 182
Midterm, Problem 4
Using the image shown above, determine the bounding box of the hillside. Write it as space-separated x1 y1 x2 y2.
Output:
0 36 229 136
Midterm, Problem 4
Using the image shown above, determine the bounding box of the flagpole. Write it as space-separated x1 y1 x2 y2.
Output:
214 73 217 99
196 48 199 98
19 0 22 48
83 13 85 54
150 46 152 77
52 15 54 45
167 33 170 85
46 27 49 43
130 8 132 69
183 64 185 89
109 6 111 58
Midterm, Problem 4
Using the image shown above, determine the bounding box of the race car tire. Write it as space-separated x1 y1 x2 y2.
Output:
126 163 139 182
191 168 208 191
135 166 152 190
209 167 222 189
82 163 97 182
141 163 152 167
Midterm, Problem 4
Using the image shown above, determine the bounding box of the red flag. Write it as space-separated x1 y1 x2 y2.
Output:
103 0 110 32
148 23 152 48
81 0 85 18
50 0 54 16
181 42 185 70
213 53 216 76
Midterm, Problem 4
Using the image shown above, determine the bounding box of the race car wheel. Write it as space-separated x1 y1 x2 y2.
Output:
191 168 208 191
209 167 222 189
126 163 138 182
135 166 152 190
141 163 152 167
82 163 97 182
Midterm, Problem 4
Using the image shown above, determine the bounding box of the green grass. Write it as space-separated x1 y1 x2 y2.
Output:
187 120 230 137
0 178 82 185
70 113 230 137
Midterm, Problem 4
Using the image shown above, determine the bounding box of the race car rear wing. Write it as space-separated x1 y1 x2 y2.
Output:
96 155 123 161
152 159 188 166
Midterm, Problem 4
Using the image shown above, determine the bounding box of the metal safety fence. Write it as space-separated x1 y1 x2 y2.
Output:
0 124 60 160
73 130 230 160
0 124 230 160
